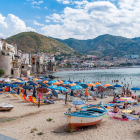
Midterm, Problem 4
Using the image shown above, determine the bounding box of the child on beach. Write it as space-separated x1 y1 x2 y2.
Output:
113 104 119 113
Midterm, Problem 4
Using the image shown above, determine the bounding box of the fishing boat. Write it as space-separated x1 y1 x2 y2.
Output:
0 103 14 111
64 102 107 131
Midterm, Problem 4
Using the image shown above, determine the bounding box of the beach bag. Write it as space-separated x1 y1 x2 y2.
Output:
122 115 127 119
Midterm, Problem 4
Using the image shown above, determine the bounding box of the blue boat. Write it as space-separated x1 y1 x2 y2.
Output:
64 102 107 131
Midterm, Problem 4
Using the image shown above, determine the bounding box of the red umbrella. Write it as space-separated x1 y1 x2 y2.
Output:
96 86 106 92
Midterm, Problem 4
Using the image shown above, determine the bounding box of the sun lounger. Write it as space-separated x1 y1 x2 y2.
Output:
20 94 23 99
23 94 30 101
32 97 45 105
29 96 34 103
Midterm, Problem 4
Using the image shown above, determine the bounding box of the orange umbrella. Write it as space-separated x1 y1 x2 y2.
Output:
59 80 63 84
104 84 112 87
96 82 101 85
69 83 76 87
87 83 96 87
43 81 48 84
86 88 89 96
53 82 61 85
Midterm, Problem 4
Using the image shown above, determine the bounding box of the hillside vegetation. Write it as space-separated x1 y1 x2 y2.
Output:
6 32 81 56
55 34 140 57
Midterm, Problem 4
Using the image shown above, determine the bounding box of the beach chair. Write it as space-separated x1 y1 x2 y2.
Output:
29 96 34 103
20 93 24 99
12 94 19 98
32 97 45 105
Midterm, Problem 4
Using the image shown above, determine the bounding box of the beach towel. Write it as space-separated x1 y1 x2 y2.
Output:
108 111 120 115
127 115 137 120
111 116 129 121
0 93 2 95
122 110 132 114
108 101 115 103
132 104 139 107
104 103 115 107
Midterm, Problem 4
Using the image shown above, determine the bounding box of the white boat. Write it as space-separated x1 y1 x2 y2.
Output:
64 102 107 131
0 103 14 111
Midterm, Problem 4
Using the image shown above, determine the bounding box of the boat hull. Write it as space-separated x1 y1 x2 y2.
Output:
67 115 103 131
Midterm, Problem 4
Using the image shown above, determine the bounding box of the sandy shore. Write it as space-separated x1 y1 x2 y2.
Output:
0 93 140 140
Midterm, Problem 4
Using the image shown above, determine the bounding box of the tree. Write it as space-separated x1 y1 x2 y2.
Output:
0 69 5 77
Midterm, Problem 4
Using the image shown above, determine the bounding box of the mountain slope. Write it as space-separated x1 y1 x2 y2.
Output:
5 32 81 56
132 37 140 43
55 34 140 57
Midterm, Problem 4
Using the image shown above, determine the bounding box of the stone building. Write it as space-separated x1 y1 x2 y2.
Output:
0 38 21 77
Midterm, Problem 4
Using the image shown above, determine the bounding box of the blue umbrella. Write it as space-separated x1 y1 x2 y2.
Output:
42 78 50 81
70 90 74 96
13 82 24 85
3 83 11 87
27 81 34 84
33 86 36 98
63 81 70 84
107 86 116 90
70 85 83 90
17 88 20 95
23 85 33 90
51 89 58 97
0 84 3 88
0 88 3 91
17 78 23 81
65 85 71 88
79 83 86 85
48 85 57 90
74 81 80 84
72 100 86 105
29 82 37 86
9 85 18 88
68 80 73 83
113 85 122 87
38 82 48 87
48 81 56 84
37 80 42 82
88 82 92 83
80 84 88 89
131 87 140 90
56 87 67 91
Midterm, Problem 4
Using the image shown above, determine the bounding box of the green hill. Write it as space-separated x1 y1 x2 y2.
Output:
55 34 140 57
6 32 81 56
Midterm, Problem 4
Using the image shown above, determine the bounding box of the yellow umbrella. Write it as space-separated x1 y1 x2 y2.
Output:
104 84 112 87
87 83 96 87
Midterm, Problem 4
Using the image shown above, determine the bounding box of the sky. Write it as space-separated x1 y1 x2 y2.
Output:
0 0 140 39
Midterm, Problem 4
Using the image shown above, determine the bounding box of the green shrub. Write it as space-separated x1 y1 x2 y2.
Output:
0 69 5 77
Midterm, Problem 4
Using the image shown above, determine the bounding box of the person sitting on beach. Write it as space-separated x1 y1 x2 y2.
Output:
113 104 119 113
121 93 124 97
123 103 128 109
113 96 117 103
137 97 140 102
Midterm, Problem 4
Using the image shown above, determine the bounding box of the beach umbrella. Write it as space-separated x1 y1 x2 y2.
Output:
80 84 88 89
79 82 86 85
87 83 96 87
17 88 20 95
70 90 74 96
86 88 89 96
36 87 49 93
72 100 86 108
117 97 137 103
70 85 83 90
63 81 70 84
43 80 48 84
56 86 67 91
95 85 104 88
68 80 73 83
74 81 80 84
33 86 36 98
42 78 50 81
48 81 56 84
13 82 24 85
96 86 106 92
22 81 28 83
131 87 140 90
91 86 94 91
27 81 34 84
96 82 101 85
88 82 92 83
113 85 122 87
65 85 71 88
59 80 63 84
29 82 37 86
23 85 33 90
104 84 112 87
38 82 47 87
51 89 58 97
48 85 57 90
53 82 61 85
24 88 27 96
9 85 18 88
107 86 116 90
69 83 76 87
8 87 10 92
0 88 4 92
37 80 42 82
3 83 11 87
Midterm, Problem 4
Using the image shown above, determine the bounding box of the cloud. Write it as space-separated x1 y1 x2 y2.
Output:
45 20 50 22
32 6 40 9
41 0 140 39
56 0 70 4
45 7 47 9
33 20 44 26
0 14 35 38
32 0 43 5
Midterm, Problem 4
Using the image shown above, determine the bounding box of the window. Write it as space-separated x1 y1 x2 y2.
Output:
22 66 24 68
11 69 13 75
